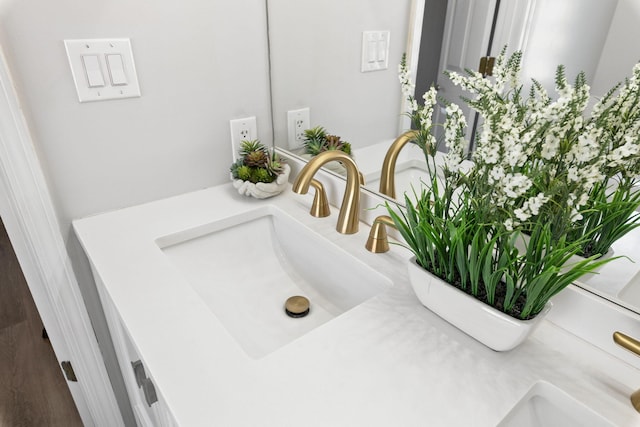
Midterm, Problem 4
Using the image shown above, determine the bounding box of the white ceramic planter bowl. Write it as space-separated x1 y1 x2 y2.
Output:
232 164 290 199
407 257 551 351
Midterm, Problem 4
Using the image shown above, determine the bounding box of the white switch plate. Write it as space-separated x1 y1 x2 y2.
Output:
287 108 310 150
361 31 390 72
230 117 257 161
64 38 141 102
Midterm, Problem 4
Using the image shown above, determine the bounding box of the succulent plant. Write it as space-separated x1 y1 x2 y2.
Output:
251 167 272 183
244 150 268 167
265 153 284 176
302 126 351 157
235 165 252 181
302 126 327 156
325 135 352 155
239 139 266 157
230 139 285 184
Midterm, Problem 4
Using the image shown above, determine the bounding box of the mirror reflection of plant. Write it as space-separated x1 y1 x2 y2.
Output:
230 140 285 184
390 50 612 321
399 54 467 183
398 54 437 158
302 126 352 156
566 63 640 257
449 49 640 258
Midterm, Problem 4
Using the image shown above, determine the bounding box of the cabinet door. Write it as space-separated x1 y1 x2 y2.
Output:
96 276 179 427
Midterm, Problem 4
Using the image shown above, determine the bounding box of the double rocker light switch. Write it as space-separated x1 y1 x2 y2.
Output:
65 38 141 102
361 30 390 72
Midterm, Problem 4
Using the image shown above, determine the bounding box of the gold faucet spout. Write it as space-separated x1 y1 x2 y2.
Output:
292 151 361 234
379 130 418 199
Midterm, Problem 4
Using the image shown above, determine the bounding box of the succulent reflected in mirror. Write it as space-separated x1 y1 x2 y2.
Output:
302 126 352 156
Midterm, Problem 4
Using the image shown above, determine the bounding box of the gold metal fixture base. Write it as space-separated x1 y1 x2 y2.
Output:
309 179 330 218
632 390 640 413
613 331 640 412
379 130 418 199
358 171 366 186
292 150 362 234
365 215 396 253
285 296 310 318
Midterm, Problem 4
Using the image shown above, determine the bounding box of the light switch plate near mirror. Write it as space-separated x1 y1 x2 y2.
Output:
361 30 390 72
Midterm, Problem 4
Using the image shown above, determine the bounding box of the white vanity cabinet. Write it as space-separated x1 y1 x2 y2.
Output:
94 272 178 427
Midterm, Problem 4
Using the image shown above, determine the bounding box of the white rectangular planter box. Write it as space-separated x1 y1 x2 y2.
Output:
407 257 551 351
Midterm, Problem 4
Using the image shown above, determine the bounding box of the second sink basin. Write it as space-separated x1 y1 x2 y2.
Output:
497 381 615 427
157 205 392 359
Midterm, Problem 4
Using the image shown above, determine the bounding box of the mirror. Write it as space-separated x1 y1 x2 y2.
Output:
266 0 640 314
268 0 638 194
267 0 416 184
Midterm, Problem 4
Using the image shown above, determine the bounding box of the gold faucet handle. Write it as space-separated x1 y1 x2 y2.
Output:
309 179 330 218
613 331 640 412
365 215 396 253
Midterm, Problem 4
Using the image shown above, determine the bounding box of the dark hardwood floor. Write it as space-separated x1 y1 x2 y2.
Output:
0 218 83 426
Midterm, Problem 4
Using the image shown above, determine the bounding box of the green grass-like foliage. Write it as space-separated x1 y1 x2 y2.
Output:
387 174 612 319
568 179 640 258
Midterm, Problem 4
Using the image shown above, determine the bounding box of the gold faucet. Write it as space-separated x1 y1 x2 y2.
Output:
365 215 396 253
613 331 640 412
378 130 418 199
292 150 362 234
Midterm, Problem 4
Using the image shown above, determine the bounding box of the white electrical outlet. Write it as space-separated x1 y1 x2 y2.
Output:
230 116 257 160
287 108 310 150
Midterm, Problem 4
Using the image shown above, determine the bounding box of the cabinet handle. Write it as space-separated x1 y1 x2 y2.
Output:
142 378 158 407
131 360 146 388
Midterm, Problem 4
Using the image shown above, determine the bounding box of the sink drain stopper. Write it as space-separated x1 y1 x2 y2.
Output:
285 296 310 318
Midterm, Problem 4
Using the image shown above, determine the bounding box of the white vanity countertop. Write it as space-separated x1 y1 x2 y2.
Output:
74 183 640 427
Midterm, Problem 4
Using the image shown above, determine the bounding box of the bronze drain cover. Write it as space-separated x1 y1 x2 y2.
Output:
285 296 310 318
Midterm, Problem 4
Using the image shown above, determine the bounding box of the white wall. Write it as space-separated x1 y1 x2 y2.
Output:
0 1 271 424
0 0 271 233
521 0 618 94
268 0 412 150
592 0 640 97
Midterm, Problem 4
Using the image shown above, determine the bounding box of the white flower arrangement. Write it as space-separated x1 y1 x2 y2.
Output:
446 49 640 256
387 50 626 320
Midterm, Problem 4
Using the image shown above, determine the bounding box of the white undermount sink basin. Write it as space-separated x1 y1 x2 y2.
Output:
497 381 615 427
157 205 392 359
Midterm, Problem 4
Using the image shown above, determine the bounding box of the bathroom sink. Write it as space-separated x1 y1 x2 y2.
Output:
497 381 615 427
157 206 392 359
